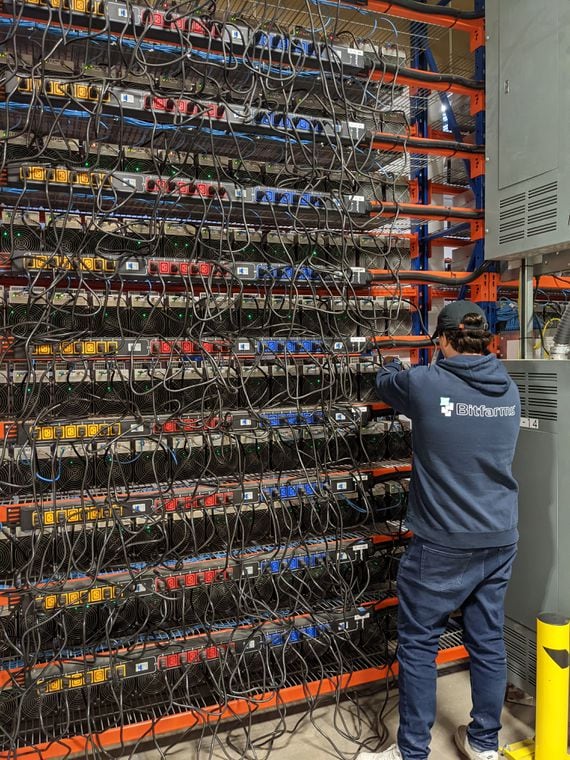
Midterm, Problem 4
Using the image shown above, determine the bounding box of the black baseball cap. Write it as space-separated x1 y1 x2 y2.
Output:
432 300 488 339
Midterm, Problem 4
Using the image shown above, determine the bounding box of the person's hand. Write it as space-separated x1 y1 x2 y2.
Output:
382 356 411 371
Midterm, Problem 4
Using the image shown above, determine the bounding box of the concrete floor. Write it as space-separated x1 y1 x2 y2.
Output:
133 669 535 759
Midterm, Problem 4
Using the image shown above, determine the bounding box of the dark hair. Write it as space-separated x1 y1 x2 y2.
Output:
442 312 492 354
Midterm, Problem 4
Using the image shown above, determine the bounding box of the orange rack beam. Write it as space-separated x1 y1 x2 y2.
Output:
429 182 471 197
372 132 483 164
368 335 431 347
0 643 468 760
501 275 570 291
361 0 483 41
428 237 472 248
369 68 483 102
368 462 412 478
368 269 484 284
369 203 483 230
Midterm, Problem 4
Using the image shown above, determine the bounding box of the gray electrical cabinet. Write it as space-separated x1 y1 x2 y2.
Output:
485 1 570 262
503 360 569 693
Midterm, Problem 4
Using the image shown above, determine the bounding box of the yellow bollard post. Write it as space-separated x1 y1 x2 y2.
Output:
535 613 570 760
502 613 570 759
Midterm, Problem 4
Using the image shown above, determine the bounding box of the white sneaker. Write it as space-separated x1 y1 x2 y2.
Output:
454 726 498 760
357 746 403 760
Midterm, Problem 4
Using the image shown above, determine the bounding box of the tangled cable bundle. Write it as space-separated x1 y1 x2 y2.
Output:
0 0 474 755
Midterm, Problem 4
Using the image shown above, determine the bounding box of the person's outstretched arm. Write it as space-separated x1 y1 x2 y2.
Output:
375 358 413 417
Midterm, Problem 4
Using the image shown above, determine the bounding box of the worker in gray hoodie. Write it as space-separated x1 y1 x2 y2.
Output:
359 301 520 760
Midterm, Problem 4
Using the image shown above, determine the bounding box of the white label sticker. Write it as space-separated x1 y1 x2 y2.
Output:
132 502 147 513
333 341 343 350
337 481 347 491
125 261 139 270
236 266 248 275
238 342 250 351
243 491 254 501
240 418 251 427
135 662 149 672
120 93 135 103
335 413 347 421
117 6 128 17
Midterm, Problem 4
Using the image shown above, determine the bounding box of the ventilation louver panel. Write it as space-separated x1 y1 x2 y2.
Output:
527 371 558 421
499 193 525 245
499 182 558 245
505 622 537 690
527 182 558 238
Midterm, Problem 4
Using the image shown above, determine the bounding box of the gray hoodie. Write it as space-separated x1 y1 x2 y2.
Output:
376 354 521 548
